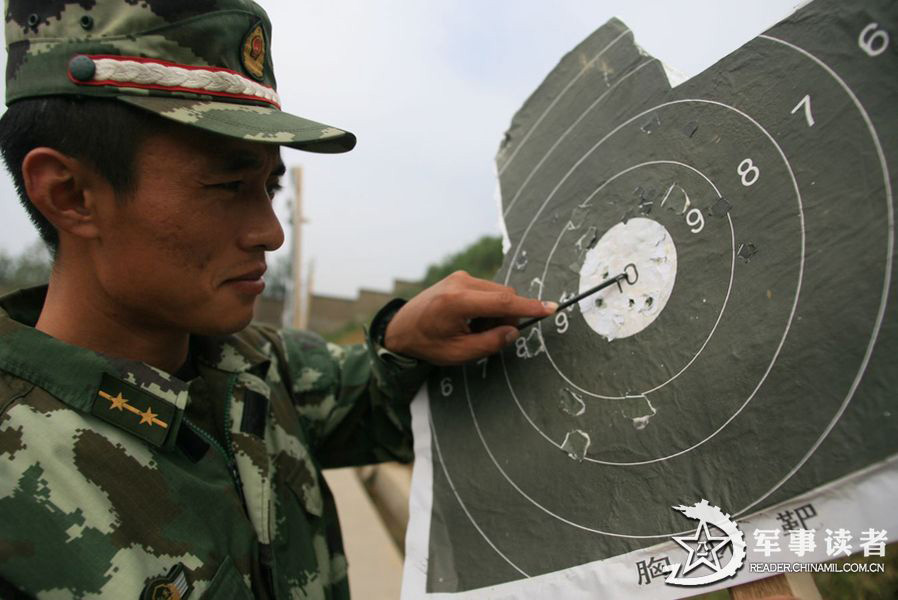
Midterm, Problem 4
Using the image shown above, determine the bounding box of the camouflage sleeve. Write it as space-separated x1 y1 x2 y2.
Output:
276 301 431 469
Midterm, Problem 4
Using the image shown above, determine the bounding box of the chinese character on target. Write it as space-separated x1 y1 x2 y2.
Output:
635 556 671 585
776 503 817 531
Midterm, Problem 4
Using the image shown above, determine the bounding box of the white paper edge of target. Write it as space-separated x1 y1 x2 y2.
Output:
402 382 898 599
402 384 435 599
494 163 513 255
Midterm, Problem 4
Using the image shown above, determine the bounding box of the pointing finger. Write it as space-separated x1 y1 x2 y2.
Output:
453 290 557 319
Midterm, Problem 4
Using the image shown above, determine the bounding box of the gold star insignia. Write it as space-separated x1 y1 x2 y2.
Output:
139 406 158 426
99 390 130 411
109 393 127 411
97 389 169 429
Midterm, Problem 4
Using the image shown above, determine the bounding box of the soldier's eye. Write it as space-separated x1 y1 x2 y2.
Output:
210 181 243 192
266 180 282 198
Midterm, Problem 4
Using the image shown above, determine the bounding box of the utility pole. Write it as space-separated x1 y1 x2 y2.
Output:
290 166 307 329
304 258 315 331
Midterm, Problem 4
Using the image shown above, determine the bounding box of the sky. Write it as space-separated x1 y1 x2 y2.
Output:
0 0 800 297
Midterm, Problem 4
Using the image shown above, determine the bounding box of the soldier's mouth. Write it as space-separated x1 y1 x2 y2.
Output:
222 265 267 295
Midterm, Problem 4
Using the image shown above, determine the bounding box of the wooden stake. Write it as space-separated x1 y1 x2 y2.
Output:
290 166 305 329
303 258 314 331
729 572 821 599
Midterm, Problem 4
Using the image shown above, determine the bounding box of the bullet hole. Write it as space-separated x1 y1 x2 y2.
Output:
640 113 661 134
561 429 591 462
569 206 588 229
558 388 586 417
738 242 759 263
529 277 543 296
523 327 545 357
711 197 732 217
576 225 598 252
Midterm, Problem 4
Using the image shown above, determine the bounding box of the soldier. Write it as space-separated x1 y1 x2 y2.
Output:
0 1 555 598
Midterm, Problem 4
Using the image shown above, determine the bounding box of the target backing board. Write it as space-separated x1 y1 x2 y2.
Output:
402 0 898 598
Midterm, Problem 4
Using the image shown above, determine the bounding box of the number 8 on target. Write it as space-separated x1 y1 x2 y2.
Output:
737 158 760 186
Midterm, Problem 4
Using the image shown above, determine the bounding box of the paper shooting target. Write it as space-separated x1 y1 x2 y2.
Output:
404 0 898 597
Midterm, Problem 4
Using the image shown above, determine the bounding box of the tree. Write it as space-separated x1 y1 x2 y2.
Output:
263 254 292 300
416 235 504 292
0 242 52 289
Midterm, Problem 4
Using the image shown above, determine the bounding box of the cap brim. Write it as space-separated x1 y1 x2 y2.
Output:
116 96 356 153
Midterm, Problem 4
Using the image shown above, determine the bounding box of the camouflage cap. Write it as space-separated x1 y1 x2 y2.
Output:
4 0 356 153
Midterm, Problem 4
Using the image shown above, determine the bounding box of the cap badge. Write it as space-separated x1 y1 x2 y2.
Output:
242 24 266 80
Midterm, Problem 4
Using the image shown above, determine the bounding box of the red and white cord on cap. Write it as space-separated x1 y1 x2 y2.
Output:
68 54 281 109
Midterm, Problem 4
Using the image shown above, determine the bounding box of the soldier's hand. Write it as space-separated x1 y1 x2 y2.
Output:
384 271 556 366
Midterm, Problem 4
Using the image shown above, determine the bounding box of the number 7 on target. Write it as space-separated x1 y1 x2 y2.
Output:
791 94 815 127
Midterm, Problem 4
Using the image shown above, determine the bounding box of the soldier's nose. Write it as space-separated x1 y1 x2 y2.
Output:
239 197 284 252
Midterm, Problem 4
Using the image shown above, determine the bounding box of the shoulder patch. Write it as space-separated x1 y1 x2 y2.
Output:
140 563 193 600
91 373 178 448
241 23 266 80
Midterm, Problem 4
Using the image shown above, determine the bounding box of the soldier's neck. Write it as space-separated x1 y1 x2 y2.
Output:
36 269 189 375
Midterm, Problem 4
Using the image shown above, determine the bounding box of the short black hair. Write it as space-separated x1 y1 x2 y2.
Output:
0 96 164 253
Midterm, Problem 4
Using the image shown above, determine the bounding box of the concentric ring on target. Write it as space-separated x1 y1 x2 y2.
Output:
490 98 807 477
427 30 892 547
537 160 735 401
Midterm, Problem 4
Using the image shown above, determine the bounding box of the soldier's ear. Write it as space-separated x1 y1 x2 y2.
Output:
21 147 105 241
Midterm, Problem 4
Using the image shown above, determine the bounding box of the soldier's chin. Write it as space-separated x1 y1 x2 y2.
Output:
191 308 255 336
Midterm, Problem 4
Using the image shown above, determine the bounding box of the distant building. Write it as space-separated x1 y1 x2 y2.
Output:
254 278 421 338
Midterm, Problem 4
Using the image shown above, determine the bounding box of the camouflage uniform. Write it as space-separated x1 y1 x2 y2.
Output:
0 287 428 598
1 1 429 598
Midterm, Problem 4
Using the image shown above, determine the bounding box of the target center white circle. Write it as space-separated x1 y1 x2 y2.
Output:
578 217 677 340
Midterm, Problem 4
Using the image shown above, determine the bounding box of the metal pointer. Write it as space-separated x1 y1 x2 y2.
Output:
517 263 639 331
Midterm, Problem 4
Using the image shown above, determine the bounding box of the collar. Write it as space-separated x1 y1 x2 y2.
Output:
0 285 270 449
